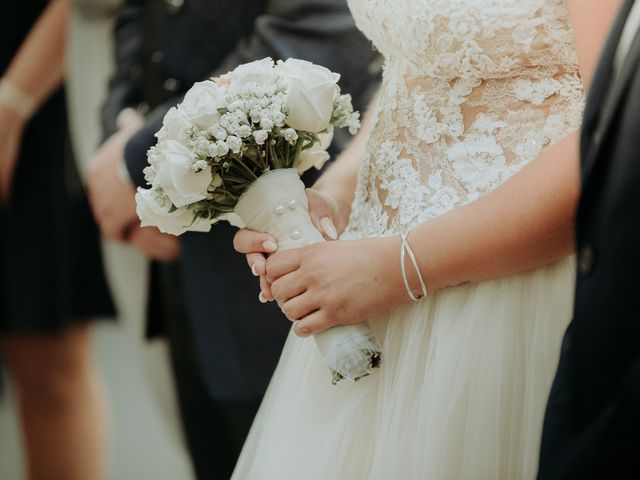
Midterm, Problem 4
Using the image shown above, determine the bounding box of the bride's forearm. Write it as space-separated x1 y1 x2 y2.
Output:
400 0 615 291
409 132 580 292
313 91 379 213
398 1 617 294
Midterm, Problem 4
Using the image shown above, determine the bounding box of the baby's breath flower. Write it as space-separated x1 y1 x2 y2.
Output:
209 126 227 141
192 159 209 172
219 113 235 130
272 93 285 107
233 111 249 124
253 130 268 145
237 125 253 138
143 165 156 184
194 137 212 156
226 135 242 153
208 143 220 157
282 128 298 143
271 110 286 126
336 93 352 109
250 107 262 123
215 141 230 156
227 100 246 111
260 118 274 131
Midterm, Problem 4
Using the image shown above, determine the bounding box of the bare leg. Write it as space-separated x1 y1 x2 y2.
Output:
1 323 108 480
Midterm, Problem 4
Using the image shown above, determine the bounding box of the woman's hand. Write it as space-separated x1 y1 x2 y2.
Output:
129 225 181 263
233 186 351 301
265 236 409 337
0 105 26 203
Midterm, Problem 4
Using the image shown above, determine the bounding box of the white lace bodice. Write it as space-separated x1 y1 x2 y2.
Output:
342 0 584 239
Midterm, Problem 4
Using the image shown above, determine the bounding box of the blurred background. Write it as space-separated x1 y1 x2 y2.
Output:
0 1 378 479
0 1 193 478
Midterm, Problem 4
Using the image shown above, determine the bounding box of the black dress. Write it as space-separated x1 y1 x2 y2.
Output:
0 1 113 333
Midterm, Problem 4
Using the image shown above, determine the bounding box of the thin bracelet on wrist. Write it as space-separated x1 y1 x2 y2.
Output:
400 230 428 301
0 79 36 120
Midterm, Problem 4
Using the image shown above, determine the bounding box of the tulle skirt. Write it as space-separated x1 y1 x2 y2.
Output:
232 256 575 480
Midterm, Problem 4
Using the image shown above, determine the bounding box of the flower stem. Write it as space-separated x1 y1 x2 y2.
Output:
234 157 259 180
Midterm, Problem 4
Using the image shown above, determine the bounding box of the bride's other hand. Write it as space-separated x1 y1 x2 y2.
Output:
233 186 348 302
265 237 410 337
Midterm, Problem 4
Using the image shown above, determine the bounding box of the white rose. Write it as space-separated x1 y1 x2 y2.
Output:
278 59 340 133
156 107 192 141
230 58 277 90
153 140 213 208
179 81 225 129
136 188 212 236
297 127 334 173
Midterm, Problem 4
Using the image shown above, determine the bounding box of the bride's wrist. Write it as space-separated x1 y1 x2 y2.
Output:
375 236 417 308
332 190 353 222
312 180 353 220
380 233 430 305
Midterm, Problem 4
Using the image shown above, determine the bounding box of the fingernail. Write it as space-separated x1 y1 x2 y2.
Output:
263 240 278 252
259 292 268 304
320 217 338 240
298 327 311 337
251 264 259 276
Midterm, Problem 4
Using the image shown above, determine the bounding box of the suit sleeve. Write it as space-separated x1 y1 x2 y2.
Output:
101 0 147 140
124 97 179 188
210 0 378 107
123 0 380 188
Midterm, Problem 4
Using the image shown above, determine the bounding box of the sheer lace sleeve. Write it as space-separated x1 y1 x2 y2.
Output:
342 0 584 239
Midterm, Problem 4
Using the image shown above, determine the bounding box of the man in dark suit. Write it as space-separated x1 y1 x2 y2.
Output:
538 1 640 477
86 1 378 478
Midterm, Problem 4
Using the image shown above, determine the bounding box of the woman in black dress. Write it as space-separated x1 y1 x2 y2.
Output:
0 1 113 478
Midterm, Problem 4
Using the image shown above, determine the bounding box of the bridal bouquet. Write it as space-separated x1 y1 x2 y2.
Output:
135 57 381 384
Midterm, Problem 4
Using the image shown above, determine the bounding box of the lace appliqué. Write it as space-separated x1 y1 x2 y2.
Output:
342 0 584 240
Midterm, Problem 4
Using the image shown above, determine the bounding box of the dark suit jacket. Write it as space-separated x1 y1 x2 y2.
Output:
538 1 640 477
103 0 379 400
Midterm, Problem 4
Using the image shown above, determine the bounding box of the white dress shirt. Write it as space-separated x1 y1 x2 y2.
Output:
615 1 640 74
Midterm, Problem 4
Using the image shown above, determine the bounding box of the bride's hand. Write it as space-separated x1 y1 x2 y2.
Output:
265 236 409 336
233 186 350 301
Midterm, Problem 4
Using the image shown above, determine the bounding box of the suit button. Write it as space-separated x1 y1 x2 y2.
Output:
165 0 185 14
151 50 164 63
578 244 595 275
163 78 181 92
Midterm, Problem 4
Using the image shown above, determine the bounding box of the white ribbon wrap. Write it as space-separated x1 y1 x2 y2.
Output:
235 168 382 383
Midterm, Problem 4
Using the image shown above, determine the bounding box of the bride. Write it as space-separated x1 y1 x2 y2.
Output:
233 0 621 478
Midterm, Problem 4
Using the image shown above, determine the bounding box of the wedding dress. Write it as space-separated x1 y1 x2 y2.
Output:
232 1 583 478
